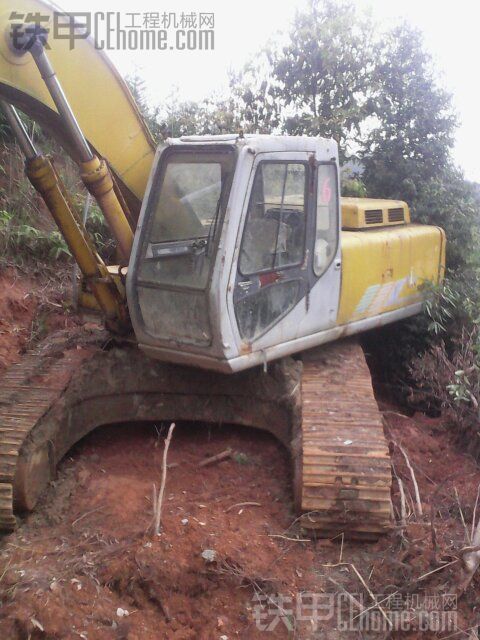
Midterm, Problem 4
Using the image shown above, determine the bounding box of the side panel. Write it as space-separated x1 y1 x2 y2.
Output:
337 224 446 325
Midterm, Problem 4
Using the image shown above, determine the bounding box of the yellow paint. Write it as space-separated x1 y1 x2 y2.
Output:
25 154 128 325
341 197 411 229
338 224 446 324
80 155 133 263
0 0 155 203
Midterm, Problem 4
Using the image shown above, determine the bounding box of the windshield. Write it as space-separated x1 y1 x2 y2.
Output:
139 147 236 290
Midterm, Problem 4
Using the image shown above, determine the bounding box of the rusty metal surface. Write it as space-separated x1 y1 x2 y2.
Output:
296 338 392 539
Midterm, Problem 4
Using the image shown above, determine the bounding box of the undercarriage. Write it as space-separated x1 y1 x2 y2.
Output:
0 329 392 539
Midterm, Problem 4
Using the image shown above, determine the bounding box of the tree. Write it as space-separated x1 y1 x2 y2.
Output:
125 5 479 269
412 169 480 269
359 24 479 268
267 0 375 157
125 71 162 140
126 75 244 140
361 23 457 201
227 64 281 134
155 92 244 139
126 71 149 117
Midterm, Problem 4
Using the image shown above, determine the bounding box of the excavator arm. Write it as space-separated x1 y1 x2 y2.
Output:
0 2 160 327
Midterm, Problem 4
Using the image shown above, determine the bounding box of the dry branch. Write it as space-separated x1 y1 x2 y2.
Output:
198 448 232 467
225 501 262 513
459 504 480 592
397 444 423 517
327 576 365 613
350 564 392 629
471 483 480 542
382 410 410 420
153 422 175 536
267 534 310 542
397 477 407 527
454 486 470 543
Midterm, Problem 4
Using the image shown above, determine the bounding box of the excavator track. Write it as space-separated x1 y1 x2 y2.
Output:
0 344 99 531
294 338 393 539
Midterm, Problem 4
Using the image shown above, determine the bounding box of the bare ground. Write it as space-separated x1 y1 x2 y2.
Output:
0 268 479 640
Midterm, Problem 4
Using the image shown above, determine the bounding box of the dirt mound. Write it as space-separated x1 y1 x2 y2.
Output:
0 267 82 375
0 423 325 639
0 269 38 372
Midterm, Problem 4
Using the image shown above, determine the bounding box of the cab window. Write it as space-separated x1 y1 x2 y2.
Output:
239 162 307 275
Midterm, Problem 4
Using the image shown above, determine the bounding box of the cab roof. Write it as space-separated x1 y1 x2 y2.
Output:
169 134 338 156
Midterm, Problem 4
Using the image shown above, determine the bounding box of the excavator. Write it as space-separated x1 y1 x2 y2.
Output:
0 0 445 538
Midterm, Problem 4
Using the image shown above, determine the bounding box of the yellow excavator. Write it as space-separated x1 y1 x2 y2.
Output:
0 0 445 538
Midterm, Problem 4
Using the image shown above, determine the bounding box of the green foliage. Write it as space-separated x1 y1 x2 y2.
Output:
84 202 116 262
422 281 461 336
358 22 478 270
423 273 480 343
0 110 10 143
340 167 367 197
361 23 456 198
270 0 375 156
410 274 480 425
227 64 281 134
229 0 478 272
126 71 149 117
154 94 244 140
126 75 243 140
447 368 478 408
0 141 75 268
0 208 70 263
412 170 480 269
0 132 115 268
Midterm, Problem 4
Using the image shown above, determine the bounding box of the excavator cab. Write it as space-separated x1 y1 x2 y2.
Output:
127 135 342 372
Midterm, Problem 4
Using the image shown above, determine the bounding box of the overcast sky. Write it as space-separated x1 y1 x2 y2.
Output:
59 0 480 182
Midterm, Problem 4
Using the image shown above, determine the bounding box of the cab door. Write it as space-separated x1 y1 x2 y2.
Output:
230 152 341 351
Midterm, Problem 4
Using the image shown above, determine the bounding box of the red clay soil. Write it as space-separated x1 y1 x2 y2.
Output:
1 411 480 639
0 267 81 375
0 423 323 640
0 276 480 638
0 269 38 372
380 409 480 639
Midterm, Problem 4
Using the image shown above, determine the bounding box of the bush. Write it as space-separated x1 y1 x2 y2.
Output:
409 273 480 429
84 202 116 263
341 167 367 197
411 171 480 270
0 209 70 264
